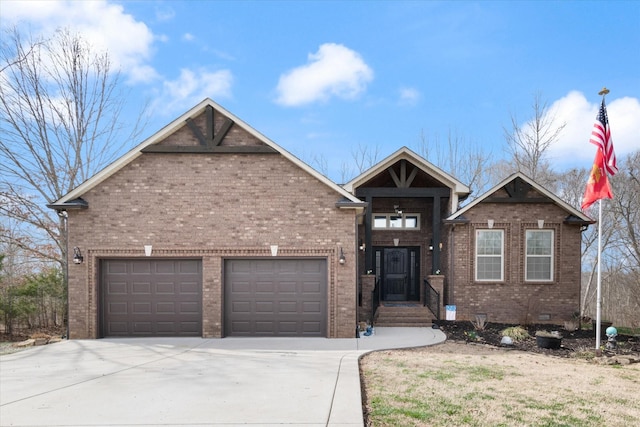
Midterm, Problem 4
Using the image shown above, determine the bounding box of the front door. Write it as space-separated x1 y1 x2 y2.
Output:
376 247 420 302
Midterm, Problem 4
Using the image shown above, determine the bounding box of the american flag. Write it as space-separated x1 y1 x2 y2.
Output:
589 99 617 176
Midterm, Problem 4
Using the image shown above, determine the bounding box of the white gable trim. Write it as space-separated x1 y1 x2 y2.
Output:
446 172 592 222
52 98 361 206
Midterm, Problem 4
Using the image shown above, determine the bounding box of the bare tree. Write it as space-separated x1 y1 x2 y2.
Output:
503 92 566 188
0 27 147 267
417 128 493 201
351 142 382 175
579 151 640 327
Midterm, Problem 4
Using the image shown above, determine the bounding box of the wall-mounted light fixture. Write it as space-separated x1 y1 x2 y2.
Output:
429 239 434 251
394 205 403 217
73 247 84 264
339 247 346 265
359 240 366 251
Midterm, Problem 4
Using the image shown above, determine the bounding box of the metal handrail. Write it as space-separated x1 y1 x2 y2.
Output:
424 278 440 320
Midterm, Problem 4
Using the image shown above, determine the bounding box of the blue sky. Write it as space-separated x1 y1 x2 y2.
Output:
3 0 639 182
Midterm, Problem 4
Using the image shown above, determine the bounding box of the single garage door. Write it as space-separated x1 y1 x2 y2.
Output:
225 259 327 337
101 259 202 337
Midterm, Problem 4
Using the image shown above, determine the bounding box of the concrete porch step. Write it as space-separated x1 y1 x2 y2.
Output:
374 304 435 327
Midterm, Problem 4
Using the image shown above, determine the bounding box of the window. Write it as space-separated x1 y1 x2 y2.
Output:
372 214 420 230
475 230 503 281
526 230 554 281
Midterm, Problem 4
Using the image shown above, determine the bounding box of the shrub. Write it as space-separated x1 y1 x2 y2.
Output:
501 326 530 342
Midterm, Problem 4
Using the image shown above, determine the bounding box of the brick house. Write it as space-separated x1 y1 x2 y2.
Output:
49 99 592 339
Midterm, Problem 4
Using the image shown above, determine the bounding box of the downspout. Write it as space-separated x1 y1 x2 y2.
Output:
59 210 69 340
449 223 455 306
354 208 367 337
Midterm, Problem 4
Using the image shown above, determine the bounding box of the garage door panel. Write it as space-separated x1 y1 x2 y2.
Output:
278 301 297 313
180 282 199 293
255 301 274 313
132 302 151 314
180 302 200 314
131 262 152 274
303 301 321 313
225 259 327 337
101 259 202 337
132 282 151 294
107 282 127 294
156 302 176 314
108 302 128 315
256 281 275 292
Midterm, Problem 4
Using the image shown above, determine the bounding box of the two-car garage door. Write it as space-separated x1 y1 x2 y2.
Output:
101 258 327 338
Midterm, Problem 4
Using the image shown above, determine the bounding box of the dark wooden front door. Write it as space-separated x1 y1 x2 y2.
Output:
378 247 420 302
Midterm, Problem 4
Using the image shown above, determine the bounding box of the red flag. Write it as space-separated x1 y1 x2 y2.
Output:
589 99 617 176
582 148 613 210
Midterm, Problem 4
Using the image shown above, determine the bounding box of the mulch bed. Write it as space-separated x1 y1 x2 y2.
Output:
436 320 640 357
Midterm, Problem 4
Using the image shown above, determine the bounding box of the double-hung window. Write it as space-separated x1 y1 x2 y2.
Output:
475 230 504 281
525 230 554 281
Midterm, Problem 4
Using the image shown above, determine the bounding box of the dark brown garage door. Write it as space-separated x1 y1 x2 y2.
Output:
101 259 202 337
225 259 327 337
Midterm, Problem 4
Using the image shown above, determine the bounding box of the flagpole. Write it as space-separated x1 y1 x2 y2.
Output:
595 198 602 351
594 86 609 352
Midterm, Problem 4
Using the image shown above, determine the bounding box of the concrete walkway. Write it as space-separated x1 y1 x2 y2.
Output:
0 327 446 426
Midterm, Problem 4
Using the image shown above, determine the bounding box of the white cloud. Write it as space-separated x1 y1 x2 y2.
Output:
545 91 640 167
1 0 158 83
182 33 195 42
275 43 373 106
151 68 233 116
398 87 421 106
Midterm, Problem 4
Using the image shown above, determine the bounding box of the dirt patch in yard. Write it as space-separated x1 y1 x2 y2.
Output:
361 322 640 426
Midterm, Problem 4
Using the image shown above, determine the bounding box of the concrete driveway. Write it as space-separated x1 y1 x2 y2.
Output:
0 327 445 426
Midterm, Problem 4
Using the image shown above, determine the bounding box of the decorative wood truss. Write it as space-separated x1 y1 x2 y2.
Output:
486 176 552 203
143 105 277 154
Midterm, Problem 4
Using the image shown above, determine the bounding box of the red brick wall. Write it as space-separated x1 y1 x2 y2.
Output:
448 201 582 325
66 116 357 338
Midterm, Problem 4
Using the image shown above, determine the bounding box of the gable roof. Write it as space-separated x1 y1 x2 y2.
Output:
343 147 470 213
445 172 593 224
49 98 363 208
344 146 470 194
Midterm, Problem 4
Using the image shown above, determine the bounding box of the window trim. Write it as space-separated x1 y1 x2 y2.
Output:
525 229 554 282
475 229 504 282
372 213 421 230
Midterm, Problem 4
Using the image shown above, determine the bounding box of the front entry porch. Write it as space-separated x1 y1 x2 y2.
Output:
359 273 445 327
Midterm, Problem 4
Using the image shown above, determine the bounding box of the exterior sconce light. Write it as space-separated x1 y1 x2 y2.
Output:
429 239 434 251
359 240 366 251
339 248 346 265
73 247 84 264
394 205 403 217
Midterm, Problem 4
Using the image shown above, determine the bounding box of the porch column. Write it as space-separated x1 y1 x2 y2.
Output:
364 196 373 271
432 196 441 274
359 274 376 323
